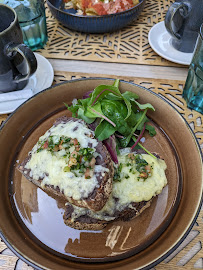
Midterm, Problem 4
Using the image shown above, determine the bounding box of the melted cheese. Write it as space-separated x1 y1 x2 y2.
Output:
69 194 117 222
114 153 167 204
32 120 98 152
25 119 109 200
67 151 167 221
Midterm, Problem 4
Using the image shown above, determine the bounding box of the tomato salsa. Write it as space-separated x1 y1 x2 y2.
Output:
64 0 139 15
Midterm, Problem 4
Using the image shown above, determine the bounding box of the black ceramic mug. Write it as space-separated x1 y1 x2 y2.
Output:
0 4 37 93
165 0 203 53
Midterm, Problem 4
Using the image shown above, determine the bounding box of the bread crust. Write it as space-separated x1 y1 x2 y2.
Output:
18 116 114 211
63 200 152 230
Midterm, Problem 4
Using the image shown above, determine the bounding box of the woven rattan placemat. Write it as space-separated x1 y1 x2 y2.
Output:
0 73 202 270
39 0 184 67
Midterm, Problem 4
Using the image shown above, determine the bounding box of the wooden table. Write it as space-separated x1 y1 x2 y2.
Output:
48 58 188 81
0 0 202 268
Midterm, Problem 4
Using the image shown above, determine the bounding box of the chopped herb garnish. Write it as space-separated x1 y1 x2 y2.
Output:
64 166 70 172
36 135 96 179
113 163 123 181
134 155 148 172
114 154 152 182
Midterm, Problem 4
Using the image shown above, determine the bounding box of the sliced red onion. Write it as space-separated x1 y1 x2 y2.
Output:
83 90 93 99
104 135 118 164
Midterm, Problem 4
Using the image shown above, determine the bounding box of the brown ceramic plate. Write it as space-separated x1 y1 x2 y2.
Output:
0 78 202 270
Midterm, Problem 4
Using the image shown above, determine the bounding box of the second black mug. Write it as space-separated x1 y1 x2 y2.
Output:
165 0 203 53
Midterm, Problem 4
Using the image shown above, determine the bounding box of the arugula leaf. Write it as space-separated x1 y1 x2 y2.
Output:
89 85 122 106
133 112 149 130
85 102 103 118
65 102 80 118
101 99 131 136
80 97 91 107
105 93 123 101
145 124 156 136
101 99 127 118
112 79 120 88
122 96 131 120
89 84 132 120
133 100 155 111
78 108 95 124
122 91 139 101
95 120 116 141
120 108 148 147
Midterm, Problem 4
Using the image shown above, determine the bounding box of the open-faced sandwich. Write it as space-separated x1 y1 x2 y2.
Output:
64 149 167 230
18 116 114 212
18 79 168 230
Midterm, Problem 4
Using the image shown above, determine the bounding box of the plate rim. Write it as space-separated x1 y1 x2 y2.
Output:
0 77 202 270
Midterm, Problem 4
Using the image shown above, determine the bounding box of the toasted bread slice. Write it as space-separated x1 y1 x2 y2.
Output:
18 116 114 211
63 199 152 230
63 150 167 230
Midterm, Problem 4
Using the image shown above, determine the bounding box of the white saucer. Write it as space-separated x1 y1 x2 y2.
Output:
0 53 54 114
148 21 193 65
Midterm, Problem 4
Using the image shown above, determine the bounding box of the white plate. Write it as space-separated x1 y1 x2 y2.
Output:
148 21 193 65
0 53 54 114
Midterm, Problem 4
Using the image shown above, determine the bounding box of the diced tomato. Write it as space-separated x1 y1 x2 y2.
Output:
70 150 78 158
139 172 148 179
90 157 96 168
54 145 59 152
59 144 63 150
67 0 135 14
122 0 133 8
128 153 135 160
145 165 151 172
85 168 91 179
88 0 135 15
73 138 79 145
81 0 92 9
68 157 77 167
43 141 48 149
91 3 108 15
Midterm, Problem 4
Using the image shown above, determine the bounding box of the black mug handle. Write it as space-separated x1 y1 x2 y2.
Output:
5 43 37 83
165 2 189 39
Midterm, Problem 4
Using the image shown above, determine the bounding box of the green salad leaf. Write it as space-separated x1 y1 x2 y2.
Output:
66 79 156 161
95 120 116 141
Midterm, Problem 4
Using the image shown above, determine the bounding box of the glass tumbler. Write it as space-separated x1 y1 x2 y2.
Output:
4 0 48 51
182 24 203 114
